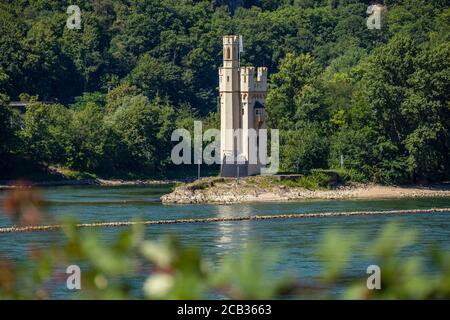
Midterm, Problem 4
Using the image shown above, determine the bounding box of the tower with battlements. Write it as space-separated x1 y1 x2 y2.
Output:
219 35 267 177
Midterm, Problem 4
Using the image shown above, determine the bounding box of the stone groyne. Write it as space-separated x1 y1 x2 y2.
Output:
1 208 449 233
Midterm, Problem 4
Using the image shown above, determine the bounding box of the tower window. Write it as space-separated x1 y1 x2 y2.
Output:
226 47 231 60
227 76 229 82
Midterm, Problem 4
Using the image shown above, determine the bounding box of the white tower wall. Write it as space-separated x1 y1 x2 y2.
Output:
219 36 268 176
219 36 241 161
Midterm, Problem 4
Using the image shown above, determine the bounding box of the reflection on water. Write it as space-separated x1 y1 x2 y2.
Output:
215 205 251 251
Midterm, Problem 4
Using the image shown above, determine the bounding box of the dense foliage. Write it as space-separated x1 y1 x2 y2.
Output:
0 0 448 182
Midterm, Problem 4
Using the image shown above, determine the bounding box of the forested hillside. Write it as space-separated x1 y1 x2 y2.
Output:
0 0 449 182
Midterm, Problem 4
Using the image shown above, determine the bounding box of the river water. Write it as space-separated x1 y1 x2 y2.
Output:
0 185 449 299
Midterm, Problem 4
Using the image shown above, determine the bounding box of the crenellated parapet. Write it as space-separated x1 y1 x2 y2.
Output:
240 67 267 93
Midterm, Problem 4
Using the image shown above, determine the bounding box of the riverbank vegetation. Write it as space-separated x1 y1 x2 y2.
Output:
0 1 449 183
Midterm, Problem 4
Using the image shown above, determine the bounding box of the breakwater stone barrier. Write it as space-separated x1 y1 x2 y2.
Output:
0 208 449 233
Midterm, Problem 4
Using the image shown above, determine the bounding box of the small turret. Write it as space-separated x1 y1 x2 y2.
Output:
219 36 240 93
222 36 239 67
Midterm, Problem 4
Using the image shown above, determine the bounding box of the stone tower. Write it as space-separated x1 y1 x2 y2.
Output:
219 36 241 165
219 35 268 177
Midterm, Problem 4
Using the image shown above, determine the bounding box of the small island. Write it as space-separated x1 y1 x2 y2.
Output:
161 173 450 204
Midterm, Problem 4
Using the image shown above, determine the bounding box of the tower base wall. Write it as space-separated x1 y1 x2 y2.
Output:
220 162 265 177
220 163 248 177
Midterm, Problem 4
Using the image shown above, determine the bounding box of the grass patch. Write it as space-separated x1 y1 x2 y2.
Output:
315 168 367 184
183 177 226 191
245 174 332 190
55 167 98 180
275 172 332 190
245 176 274 189
171 168 366 193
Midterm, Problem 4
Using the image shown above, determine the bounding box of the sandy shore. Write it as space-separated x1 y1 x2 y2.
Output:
161 178 450 204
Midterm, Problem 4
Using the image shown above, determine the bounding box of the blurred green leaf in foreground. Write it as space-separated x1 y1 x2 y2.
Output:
1 186 449 299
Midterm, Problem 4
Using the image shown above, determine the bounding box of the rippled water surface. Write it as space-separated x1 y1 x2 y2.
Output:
0 185 449 299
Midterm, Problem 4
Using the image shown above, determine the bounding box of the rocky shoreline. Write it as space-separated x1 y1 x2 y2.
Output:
161 177 450 204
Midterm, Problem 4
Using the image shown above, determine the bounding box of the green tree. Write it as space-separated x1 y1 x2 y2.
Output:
0 4 26 98
0 99 18 173
281 124 329 172
104 95 175 175
21 103 71 166
105 83 138 114
267 53 322 129
67 103 106 172
21 19 63 100
127 54 184 104
61 15 103 92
